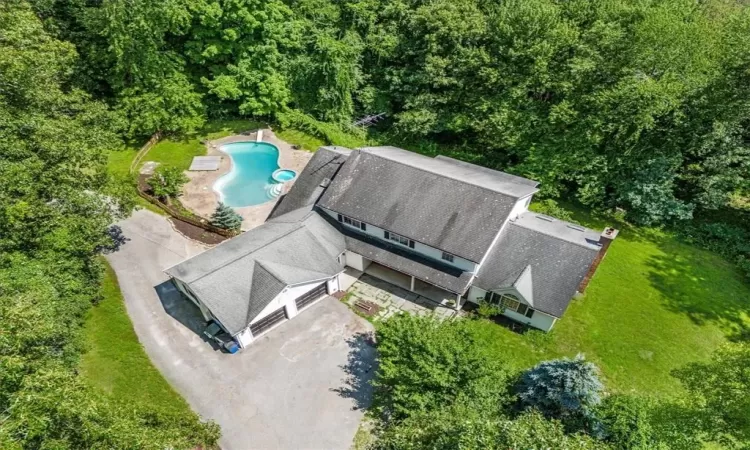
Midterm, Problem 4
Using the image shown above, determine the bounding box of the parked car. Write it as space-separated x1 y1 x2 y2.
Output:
203 321 239 353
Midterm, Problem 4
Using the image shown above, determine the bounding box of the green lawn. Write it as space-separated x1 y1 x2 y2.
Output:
470 206 750 397
106 118 347 177
79 260 193 414
146 119 264 170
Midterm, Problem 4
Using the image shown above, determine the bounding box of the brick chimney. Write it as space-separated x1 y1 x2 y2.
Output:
578 227 619 293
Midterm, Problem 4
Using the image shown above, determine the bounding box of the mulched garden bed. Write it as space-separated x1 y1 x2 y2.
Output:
169 218 228 245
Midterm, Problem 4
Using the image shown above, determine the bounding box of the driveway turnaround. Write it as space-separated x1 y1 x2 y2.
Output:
106 210 376 450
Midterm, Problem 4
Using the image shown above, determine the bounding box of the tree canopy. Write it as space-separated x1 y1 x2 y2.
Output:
28 0 750 225
0 2 218 448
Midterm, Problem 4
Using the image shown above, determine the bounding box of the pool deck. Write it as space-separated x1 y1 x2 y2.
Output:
181 129 313 231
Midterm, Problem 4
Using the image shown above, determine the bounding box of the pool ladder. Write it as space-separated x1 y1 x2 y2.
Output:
265 183 284 199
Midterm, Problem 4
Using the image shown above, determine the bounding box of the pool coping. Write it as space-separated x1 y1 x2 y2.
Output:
180 129 313 232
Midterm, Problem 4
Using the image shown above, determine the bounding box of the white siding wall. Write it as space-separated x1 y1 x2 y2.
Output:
250 279 327 325
327 275 340 293
465 285 557 332
503 308 557 331
235 278 335 348
344 250 371 271
467 285 487 304
321 207 478 273
173 279 213 322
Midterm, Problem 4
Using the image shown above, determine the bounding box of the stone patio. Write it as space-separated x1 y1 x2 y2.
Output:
345 273 457 321
180 128 314 231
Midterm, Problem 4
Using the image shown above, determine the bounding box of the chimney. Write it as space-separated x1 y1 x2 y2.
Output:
578 227 619 293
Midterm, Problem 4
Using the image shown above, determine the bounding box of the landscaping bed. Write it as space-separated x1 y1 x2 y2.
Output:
170 217 228 245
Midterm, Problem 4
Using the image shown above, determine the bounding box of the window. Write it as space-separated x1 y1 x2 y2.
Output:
338 214 366 231
387 231 414 248
500 294 521 312
484 291 533 318
441 251 455 263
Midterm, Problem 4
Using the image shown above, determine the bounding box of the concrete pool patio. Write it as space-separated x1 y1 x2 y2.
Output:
180 128 313 230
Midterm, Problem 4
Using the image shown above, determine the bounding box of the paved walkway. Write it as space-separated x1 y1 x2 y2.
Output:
345 273 456 320
106 210 375 450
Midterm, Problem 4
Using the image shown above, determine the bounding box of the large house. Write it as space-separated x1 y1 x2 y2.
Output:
165 146 615 348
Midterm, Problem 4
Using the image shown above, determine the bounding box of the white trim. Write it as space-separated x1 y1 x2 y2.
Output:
285 271 343 288
476 193 534 272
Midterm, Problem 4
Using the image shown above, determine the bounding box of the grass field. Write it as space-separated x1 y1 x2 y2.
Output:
79 260 193 414
469 206 750 397
106 118 343 178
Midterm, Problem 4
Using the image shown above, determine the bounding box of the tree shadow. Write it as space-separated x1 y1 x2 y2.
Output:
332 332 378 411
153 280 221 350
645 237 750 341
97 225 130 254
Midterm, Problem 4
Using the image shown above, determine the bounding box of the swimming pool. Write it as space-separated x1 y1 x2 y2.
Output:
273 169 297 182
214 142 283 207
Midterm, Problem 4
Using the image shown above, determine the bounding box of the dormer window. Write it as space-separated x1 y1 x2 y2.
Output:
441 251 454 263
383 231 415 248
337 214 366 231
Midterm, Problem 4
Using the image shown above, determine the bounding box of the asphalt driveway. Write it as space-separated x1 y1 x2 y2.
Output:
106 210 376 450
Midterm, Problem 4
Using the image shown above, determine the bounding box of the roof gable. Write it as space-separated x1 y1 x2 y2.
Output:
165 207 346 334
513 265 534 307
475 213 601 317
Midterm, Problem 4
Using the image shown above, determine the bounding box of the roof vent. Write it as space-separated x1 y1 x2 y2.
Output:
567 224 586 232
535 214 555 222
320 177 331 188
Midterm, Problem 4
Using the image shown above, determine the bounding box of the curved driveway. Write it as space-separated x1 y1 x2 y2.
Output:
106 210 375 450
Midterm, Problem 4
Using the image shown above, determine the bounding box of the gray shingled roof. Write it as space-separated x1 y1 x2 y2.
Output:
475 212 601 317
268 146 351 220
318 147 538 262
165 208 345 335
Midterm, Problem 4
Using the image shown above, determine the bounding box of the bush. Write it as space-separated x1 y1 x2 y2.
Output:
672 342 750 446
372 314 509 421
210 203 242 230
150 165 189 204
372 404 608 450
530 199 575 222
276 109 365 149
597 395 665 449
678 221 750 280
517 355 603 426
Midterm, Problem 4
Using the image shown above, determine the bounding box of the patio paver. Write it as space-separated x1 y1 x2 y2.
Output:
346 273 456 320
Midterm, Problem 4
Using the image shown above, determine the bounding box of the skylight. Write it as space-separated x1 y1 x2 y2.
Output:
567 224 586 232
535 214 555 222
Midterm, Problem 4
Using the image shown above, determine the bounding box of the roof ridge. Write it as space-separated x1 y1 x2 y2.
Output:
360 149 525 200
254 260 287 285
509 219 601 251
188 223 305 284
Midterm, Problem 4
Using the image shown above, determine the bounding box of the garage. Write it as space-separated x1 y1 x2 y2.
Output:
295 283 328 311
250 306 288 336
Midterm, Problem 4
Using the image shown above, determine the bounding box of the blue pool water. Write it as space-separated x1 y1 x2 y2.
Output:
214 142 281 207
273 169 297 182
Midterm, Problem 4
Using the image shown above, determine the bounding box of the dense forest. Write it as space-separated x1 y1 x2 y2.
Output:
1 0 749 448
29 0 750 226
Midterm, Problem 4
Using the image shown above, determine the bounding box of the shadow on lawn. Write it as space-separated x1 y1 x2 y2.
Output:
645 237 750 341
154 280 221 350
332 332 377 411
